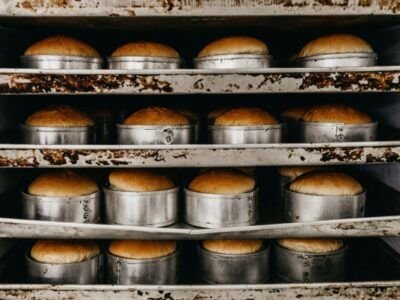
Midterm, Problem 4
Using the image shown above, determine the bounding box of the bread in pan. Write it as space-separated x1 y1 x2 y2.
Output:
277 238 344 253
214 107 278 126
203 239 263 255
109 240 177 259
109 169 176 192
31 239 101 264
123 107 190 126
299 34 373 58
302 104 372 124
111 42 179 58
25 35 100 58
198 36 269 58
28 170 98 197
289 171 363 196
25 106 94 127
188 168 255 194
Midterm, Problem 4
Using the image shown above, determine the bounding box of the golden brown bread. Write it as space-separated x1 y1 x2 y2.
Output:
281 107 309 121
207 108 231 122
198 36 269 58
302 104 372 124
109 169 176 192
299 34 373 58
109 240 177 259
277 166 322 180
203 239 263 254
289 171 363 196
111 42 179 58
277 238 344 253
25 35 100 58
28 170 98 197
214 108 279 126
25 106 94 127
123 107 190 126
188 168 255 194
31 240 100 264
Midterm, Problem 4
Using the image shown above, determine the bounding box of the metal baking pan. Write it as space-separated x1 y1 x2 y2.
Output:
197 243 270 284
194 54 273 69
296 53 377 68
103 186 179 227
117 124 194 145
107 56 182 69
21 191 101 223
20 125 95 145
209 124 283 144
284 188 366 222
299 121 378 143
107 249 179 284
274 242 347 283
184 188 258 228
20 55 103 70
26 252 104 284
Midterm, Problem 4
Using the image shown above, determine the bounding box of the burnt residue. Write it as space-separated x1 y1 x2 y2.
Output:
0 74 174 94
41 149 91 165
366 148 400 163
298 71 400 92
304 147 364 163
0 155 39 167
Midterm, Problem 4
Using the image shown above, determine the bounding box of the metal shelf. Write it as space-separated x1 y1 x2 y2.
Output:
0 216 398 239
0 282 398 299
0 67 399 94
0 142 398 168
1 0 399 17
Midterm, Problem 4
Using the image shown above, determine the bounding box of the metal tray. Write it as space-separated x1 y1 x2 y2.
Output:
0 216 398 239
0 142 398 167
0 67 399 94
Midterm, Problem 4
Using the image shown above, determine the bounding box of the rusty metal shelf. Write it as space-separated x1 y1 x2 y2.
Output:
0 282 399 299
1 0 399 17
0 142 398 168
0 67 399 94
0 216 399 240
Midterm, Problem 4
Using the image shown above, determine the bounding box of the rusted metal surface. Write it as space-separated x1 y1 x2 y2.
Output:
0 282 398 299
0 216 399 239
0 142 399 168
1 0 400 16
0 67 399 94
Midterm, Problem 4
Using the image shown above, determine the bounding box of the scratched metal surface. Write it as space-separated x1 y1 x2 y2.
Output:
0 0 399 16
0 216 398 239
0 142 398 167
0 67 399 94
0 282 398 299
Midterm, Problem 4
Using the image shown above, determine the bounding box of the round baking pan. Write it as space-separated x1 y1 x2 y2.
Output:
184 188 258 228
284 187 366 222
20 124 95 145
26 252 104 284
107 56 182 69
296 53 377 68
209 124 283 144
21 191 101 223
274 242 347 283
104 186 179 227
197 243 270 284
117 124 194 145
21 55 103 69
194 54 273 69
299 121 378 143
107 249 179 284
